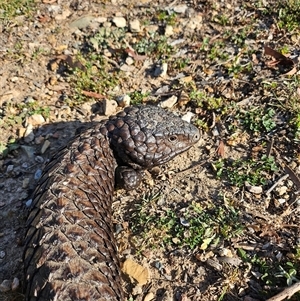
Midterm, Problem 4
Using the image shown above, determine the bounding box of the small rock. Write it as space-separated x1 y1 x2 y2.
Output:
49 76 57 85
125 57 134 65
112 16 127 28
182 112 195 123
35 135 45 144
21 145 35 158
120 64 136 72
95 16 107 23
35 156 44 163
23 178 30 189
245 182 263 194
17 127 26 139
132 285 143 295
24 124 35 143
173 4 188 14
11 277 19 291
69 15 94 29
143 292 155 301
103 99 118 116
164 25 174 36
26 114 45 126
277 185 288 196
25 199 33 207
41 140 51 154
118 95 131 107
34 169 42 180
0 251 5 259
186 14 203 30
129 19 141 32
122 258 149 285
6 165 14 173
160 95 177 108
0 280 11 293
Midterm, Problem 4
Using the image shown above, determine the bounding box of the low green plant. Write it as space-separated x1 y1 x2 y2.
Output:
128 91 150 105
131 193 243 251
214 155 278 187
277 0 300 31
0 0 35 19
156 10 177 25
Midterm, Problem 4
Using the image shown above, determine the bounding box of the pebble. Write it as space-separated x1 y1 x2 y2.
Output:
112 16 127 28
11 277 19 291
35 156 44 163
95 16 107 23
103 99 118 116
20 145 35 158
122 258 149 285
25 199 33 207
24 124 35 143
0 280 11 293
164 25 174 36
129 19 141 33
41 140 51 154
26 114 45 126
22 178 30 189
6 165 14 173
245 182 263 194
125 57 134 65
117 95 131 107
143 292 155 301
34 169 42 180
173 4 188 14
69 15 94 29
277 185 288 196
182 113 195 125
160 95 178 108
120 64 136 72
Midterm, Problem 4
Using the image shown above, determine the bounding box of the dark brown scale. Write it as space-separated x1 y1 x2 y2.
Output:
24 105 200 301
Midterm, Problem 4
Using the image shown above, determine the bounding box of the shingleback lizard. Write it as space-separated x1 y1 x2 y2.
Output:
24 105 200 301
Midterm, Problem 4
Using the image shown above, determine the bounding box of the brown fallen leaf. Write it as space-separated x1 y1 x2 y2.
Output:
217 140 225 158
264 45 294 67
81 90 105 99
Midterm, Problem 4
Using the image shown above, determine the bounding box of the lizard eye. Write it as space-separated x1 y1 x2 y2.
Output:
168 135 178 143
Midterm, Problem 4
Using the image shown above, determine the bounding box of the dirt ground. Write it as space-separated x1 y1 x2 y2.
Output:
1 0 300 300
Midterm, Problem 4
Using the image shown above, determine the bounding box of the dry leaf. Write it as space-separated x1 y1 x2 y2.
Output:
264 45 294 67
81 90 105 99
217 140 225 158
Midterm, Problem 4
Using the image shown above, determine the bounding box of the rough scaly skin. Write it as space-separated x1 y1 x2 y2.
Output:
24 105 200 301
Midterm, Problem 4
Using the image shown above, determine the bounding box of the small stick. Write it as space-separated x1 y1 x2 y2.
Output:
265 174 289 196
266 282 300 301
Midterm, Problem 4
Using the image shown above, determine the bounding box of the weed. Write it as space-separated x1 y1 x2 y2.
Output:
214 155 278 187
133 33 174 59
156 10 177 25
277 0 300 31
190 90 223 111
128 91 150 105
67 53 120 105
235 107 277 133
131 193 243 251
0 0 35 19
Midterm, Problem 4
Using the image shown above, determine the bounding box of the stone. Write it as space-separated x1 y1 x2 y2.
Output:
129 19 141 32
103 99 118 116
122 258 149 285
173 4 188 14
11 277 19 291
69 15 95 29
118 95 131 107
182 112 195 123
41 140 51 154
0 280 11 292
26 114 45 126
160 95 177 108
164 25 174 36
112 16 127 28
24 124 35 143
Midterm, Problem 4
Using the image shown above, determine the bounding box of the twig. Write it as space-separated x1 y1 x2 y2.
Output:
266 282 300 301
265 174 289 196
